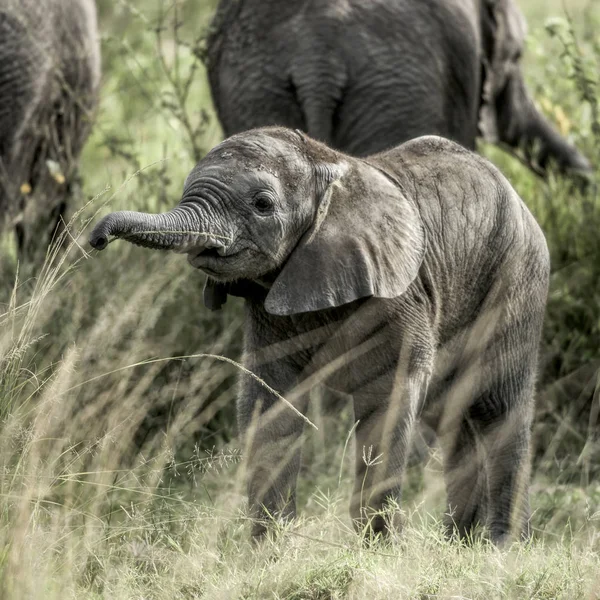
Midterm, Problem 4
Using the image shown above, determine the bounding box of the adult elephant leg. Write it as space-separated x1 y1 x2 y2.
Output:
495 70 591 176
209 56 306 138
350 368 430 538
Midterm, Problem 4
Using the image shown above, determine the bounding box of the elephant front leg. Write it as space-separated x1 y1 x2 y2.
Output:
237 360 308 539
350 371 429 538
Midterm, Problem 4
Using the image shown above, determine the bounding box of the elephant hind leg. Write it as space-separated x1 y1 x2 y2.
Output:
442 421 488 541
471 349 538 543
439 288 543 544
474 307 541 543
477 399 533 544
442 407 532 545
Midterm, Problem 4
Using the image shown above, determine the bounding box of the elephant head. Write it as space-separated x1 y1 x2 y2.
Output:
479 0 591 177
90 128 425 314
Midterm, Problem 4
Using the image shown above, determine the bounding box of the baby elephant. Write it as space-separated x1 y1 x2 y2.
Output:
90 128 550 544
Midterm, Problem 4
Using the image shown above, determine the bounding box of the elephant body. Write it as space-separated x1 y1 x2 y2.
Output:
0 0 100 263
207 0 589 175
90 128 550 543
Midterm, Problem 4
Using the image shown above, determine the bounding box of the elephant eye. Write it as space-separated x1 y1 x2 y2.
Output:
252 192 275 214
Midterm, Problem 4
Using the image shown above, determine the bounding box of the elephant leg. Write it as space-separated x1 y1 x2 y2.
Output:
237 359 307 539
483 411 532 544
436 280 543 545
450 305 538 544
350 370 429 538
476 311 539 544
442 412 531 545
441 419 488 540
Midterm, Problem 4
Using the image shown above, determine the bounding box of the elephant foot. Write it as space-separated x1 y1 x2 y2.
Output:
443 519 485 545
487 520 531 548
352 504 404 544
248 500 297 541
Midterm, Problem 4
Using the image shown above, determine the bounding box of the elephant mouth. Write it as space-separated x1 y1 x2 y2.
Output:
186 245 244 273
194 246 228 259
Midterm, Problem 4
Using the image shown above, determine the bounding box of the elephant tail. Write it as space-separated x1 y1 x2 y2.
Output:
290 45 348 146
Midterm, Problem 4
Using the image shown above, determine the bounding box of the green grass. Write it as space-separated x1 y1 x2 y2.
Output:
0 0 599 597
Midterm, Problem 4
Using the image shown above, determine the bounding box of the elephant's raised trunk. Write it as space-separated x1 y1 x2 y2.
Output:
89 207 221 252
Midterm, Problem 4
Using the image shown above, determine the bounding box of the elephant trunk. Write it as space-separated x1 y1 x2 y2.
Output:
497 73 591 176
89 206 220 252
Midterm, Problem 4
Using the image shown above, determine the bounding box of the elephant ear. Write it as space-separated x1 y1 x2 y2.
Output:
479 0 527 142
264 161 426 316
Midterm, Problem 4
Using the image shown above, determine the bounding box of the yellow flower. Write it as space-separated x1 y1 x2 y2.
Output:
540 97 553 114
46 159 66 185
554 106 571 136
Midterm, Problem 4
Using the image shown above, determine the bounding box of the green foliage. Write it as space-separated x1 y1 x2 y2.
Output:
480 9 600 483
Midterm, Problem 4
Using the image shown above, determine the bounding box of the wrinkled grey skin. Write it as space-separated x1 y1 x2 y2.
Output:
90 127 550 544
0 0 101 263
207 0 590 177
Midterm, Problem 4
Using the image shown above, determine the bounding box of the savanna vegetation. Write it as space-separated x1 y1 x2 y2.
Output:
0 0 599 597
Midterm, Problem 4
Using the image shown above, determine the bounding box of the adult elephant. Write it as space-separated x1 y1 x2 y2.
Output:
0 0 101 264
206 0 590 176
